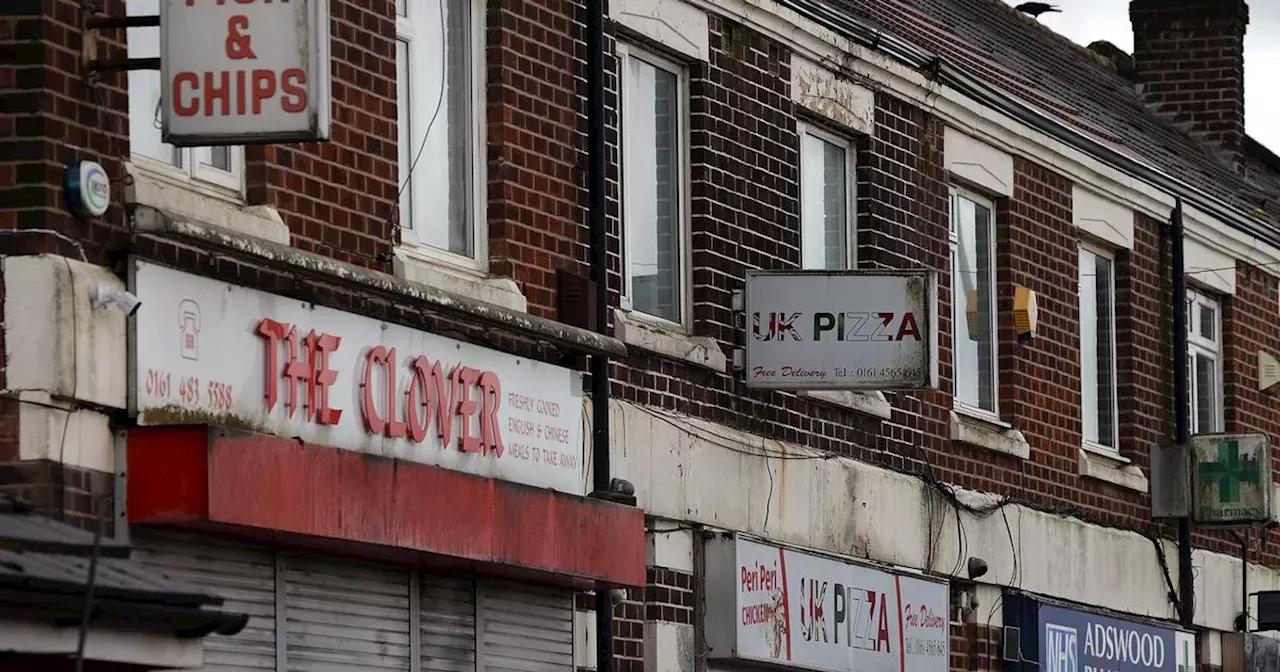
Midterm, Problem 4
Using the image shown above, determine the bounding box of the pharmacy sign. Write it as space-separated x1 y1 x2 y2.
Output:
1190 433 1273 527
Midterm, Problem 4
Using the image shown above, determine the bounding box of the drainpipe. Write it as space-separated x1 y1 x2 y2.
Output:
586 1 614 670
1172 196 1195 629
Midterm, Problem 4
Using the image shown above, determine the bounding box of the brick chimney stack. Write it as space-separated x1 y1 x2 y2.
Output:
1130 0 1249 167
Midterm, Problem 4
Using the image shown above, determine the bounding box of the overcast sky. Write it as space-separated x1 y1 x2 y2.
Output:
1001 0 1280 152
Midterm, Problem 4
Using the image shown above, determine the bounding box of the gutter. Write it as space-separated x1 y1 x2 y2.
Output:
130 206 629 360
0 588 250 638
784 0 1278 249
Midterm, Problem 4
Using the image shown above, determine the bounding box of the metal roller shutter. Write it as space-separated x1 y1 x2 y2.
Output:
131 530 278 671
419 576 477 672
283 553 412 671
479 581 574 672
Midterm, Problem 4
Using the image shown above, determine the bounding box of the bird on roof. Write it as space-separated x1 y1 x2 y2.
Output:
1015 2 1062 18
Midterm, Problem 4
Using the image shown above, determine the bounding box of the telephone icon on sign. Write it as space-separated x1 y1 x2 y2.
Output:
179 300 201 361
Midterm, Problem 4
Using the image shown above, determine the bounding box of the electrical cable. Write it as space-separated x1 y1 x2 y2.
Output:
74 502 106 672
629 402 836 461
57 256 81 522
386 0 449 241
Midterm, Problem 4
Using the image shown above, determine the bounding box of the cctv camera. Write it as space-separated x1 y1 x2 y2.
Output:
91 283 141 316
610 588 628 607
966 557 989 581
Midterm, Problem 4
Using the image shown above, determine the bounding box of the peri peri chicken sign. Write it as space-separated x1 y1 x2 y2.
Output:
160 0 332 145
704 534 949 672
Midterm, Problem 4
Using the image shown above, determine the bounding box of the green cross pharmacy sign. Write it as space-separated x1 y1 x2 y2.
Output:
1190 433 1273 527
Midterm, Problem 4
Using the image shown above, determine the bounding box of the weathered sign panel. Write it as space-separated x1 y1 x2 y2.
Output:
1190 432 1273 527
744 270 938 391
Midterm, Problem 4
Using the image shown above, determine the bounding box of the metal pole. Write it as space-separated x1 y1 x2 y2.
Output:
1242 529 1250 633
74 505 107 672
1172 196 1195 628
586 1 614 671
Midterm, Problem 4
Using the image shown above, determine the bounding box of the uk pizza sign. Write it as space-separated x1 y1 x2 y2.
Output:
743 270 939 391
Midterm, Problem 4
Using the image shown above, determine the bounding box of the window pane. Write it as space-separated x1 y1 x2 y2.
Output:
1198 302 1216 342
206 147 232 172
396 38 412 231
623 56 682 323
1079 250 1099 443
1080 250 1117 447
127 0 181 168
402 0 473 256
1093 253 1116 447
952 195 995 412
800 133 847 270
1194 353 1219 434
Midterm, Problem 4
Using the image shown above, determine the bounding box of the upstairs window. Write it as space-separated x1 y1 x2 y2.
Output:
1079 246 1118 450
950 188 997 414
798 124 853 270
1188 290 1223 434
619 44 687 325
126 0 243 191
396 0 480 261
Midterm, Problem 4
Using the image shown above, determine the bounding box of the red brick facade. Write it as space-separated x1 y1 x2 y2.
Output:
4 0 1280 670
1131 0 1249 161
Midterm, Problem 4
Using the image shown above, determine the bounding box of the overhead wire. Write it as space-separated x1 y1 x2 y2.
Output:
385 0 449 246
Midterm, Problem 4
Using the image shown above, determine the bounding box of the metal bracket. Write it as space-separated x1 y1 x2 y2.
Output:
730 289 744 313
82 14 162 76
89 15 160 29
88 58 162 74
732 348 744 371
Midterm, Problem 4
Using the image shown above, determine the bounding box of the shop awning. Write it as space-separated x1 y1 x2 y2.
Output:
127 426 647 589
0 497 249 669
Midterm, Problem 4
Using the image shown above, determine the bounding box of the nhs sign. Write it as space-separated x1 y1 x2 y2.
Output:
1045 624 1079 672
1006 595 1192 672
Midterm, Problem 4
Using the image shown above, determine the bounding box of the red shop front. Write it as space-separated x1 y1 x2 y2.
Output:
125 259 643 670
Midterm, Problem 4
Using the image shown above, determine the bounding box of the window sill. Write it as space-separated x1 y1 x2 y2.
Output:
392 247 527 313
950 408 1030 460
613 308 726 373
124 162 290 246
1078 445 1148 493
798 390 893 420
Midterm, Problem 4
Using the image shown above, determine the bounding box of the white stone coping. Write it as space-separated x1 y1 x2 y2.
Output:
613 308 727 372
1079 442 1150 493
950 406 1031 460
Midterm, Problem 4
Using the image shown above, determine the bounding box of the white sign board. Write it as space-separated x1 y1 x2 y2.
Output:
161 0 332 145
705 535 949 672
129 260 584 496
744 271 938 390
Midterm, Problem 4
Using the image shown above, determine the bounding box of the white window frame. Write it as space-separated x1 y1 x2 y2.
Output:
1078 243 1120 452
1188 289 1224 434
125 0 244 197
949 185 999 418
395 0 487 271
797 121 856 270
617 43 692 330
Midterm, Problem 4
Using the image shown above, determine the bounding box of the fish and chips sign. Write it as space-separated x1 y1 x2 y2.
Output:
161 0 332 145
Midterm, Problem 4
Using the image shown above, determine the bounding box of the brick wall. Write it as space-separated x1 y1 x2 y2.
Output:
243 1 396 267
0 0 590 517
0 0 128 532
645 565 695 626
1130 0 1249 160
5 0 1280 667
865 94 951 466
576 589 646 672
949 620 1002 672
485 0 591 317
600 15 1280 572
